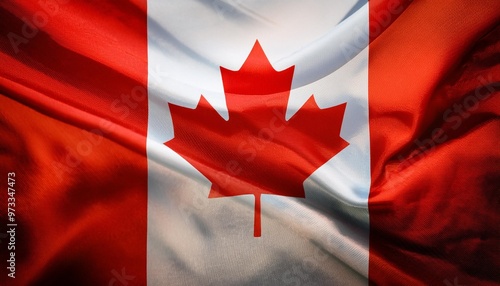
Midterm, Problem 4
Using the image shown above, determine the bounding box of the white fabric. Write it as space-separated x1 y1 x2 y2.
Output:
147 0 369 285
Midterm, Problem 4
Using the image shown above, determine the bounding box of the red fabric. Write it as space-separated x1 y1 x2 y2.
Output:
0 1 148 285
369 0 500 285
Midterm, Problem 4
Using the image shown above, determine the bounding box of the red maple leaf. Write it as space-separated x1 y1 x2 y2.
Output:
165 40 348 237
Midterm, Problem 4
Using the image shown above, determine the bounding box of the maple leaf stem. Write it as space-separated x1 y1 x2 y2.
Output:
254 193 261 237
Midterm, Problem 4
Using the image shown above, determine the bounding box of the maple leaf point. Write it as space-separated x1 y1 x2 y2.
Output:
165 40 348 237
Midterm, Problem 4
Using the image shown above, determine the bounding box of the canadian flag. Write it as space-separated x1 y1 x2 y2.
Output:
0 0 499 285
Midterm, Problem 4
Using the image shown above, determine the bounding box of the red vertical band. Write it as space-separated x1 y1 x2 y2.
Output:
369 0 500 285
0 1 148 285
